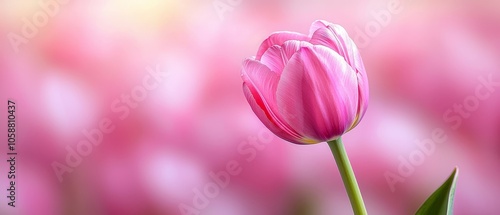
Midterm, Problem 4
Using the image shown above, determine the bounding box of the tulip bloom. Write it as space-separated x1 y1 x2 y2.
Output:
241 20 369 144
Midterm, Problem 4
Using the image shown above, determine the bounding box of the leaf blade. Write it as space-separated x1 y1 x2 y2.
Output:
415 167 459 215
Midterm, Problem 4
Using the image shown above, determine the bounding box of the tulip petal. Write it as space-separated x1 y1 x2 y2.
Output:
310 26 344 55
277 45 358 141
310 20 364 75
243 84 303 143
309 20 330 36
241 59 304 143
348 69 369 130
260 41 312 75
310 20 353 65
310 20 369 129
260 45 287 75
282 40 312 60
256 31 309 60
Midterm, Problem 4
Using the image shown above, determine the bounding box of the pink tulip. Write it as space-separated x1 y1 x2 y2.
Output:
242 20 369 144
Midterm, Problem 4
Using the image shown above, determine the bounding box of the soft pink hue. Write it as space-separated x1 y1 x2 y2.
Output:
2 1 500 214
242 20 369 144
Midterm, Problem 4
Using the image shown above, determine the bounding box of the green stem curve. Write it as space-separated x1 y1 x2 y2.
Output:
328 138 367 215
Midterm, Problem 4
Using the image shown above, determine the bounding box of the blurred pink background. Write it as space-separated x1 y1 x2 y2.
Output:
1 0 500 214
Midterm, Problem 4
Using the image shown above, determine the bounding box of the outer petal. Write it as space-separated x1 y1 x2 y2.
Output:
309 20 369 129
241 59 304 143
243 84 302 144
256 31 309 60
348 66 369 130
276 45 359 141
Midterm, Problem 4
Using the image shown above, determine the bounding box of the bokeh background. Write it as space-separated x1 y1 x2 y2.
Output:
1 0 500 214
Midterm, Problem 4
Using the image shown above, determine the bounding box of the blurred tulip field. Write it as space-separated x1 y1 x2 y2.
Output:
1 0 500 214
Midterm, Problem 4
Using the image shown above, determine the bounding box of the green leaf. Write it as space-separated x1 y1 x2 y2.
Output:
415 167 459 215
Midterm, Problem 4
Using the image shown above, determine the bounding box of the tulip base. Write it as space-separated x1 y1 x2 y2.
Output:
327 138 367 215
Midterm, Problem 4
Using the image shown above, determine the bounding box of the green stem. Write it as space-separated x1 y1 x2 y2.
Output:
327 138 367 215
